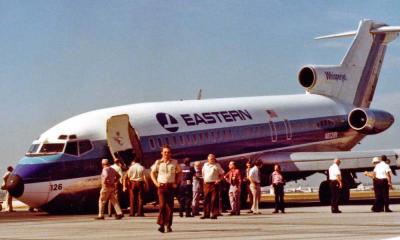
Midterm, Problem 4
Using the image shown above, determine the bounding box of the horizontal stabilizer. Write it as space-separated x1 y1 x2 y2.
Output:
314 30 357 40
315 25 400 40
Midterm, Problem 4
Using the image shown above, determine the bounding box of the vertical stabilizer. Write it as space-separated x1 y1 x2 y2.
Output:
298 19 400 107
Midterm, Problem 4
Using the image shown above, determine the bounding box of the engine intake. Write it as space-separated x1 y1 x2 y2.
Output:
298 67 316 88
348 108 394 134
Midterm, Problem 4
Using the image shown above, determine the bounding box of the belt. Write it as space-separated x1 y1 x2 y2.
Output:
159 183 173 187
205 182 216 185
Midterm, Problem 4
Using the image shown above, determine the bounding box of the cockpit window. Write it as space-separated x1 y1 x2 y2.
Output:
79 140 93 155
65 141 78 156
26 144 40 154
40 143 65 154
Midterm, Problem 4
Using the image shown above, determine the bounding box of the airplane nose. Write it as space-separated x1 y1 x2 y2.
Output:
5 174 24 198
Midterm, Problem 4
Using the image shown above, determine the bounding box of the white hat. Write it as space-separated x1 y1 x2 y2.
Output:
372 157 381 164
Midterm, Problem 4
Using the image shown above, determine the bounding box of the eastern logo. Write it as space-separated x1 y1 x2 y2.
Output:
156 113 179 132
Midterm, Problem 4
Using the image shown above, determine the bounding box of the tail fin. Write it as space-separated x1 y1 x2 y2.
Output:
301 19 400 107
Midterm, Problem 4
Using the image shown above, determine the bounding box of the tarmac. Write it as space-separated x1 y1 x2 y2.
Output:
1 204 400 240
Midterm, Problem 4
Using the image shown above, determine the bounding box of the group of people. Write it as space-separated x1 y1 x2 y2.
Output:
95 144 287 233
328 155 393 213
141 145 286 233
96 157 148 220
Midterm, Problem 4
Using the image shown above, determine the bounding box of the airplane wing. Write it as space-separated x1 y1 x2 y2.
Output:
257 149 400 173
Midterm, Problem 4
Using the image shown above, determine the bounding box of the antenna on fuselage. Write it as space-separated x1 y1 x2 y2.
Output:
197 89 202 100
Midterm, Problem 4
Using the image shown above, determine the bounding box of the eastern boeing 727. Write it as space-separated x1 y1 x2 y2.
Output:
5 19 400 212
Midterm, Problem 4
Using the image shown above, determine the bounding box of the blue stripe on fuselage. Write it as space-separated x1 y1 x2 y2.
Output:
15 115 350 184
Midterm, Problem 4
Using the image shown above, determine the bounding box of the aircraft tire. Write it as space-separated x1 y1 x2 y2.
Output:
318 180 331 205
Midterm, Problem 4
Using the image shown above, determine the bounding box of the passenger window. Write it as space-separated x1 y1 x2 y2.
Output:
157 138 163 148
79 140 93 155
65 142 78 156
149 138 156 149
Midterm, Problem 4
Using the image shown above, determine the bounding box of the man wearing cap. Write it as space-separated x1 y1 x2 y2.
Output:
328 158 342 213
151 145 182 233
95 158 124 220
364 155 393 212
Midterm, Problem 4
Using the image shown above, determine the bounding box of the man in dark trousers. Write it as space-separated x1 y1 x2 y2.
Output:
328 158 342 213
178 158 195 217
151 145 182 233
270 164 285 213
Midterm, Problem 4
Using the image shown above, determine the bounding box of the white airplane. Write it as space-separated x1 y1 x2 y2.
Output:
5 19 400 213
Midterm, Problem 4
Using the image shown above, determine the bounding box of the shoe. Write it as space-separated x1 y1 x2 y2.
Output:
200 216 210 219
210 215 218 219
94 216 105 220
167 226 172 232
179 212 183 217
115 214 124 219
272 210 279 214
229 212 236 216
281 210 285 214
331 210 342 213
385 209 393 212
247 210 253 214
253 212 261 215
158 225 165 233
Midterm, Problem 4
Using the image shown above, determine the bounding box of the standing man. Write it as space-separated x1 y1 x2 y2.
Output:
178 158 195 217
192 161 203 216
248 160 262 214
201 154 224 219
224 161 242 215
328 158 342 213
95 159 123 220
364 157 381 212
244 160 253 213
365 155 393 212
108 158 125 217
125 157 147 217
270 164 285 213
2 166 15 212
151 145 182 233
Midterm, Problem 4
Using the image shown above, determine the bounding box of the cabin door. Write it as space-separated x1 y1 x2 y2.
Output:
106 114 143 167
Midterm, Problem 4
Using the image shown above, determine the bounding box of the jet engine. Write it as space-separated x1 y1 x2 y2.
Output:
348 108 394 134
298 65 347 91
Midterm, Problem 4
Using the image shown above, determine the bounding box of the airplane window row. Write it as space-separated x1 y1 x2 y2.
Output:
147 125 272 150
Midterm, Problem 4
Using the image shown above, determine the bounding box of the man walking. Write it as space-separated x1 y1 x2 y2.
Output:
328 158 342 213
151 145 182 233
95 159 123 220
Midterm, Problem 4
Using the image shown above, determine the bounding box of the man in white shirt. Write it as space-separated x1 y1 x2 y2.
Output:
369 155 393 212
125 158 147 217
201 154 224 219
248 160 263 214
328 158 342 213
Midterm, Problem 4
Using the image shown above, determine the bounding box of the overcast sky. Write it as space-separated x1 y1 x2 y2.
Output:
1 1 399 184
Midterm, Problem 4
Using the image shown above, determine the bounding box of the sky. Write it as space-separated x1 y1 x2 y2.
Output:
0 1 399 184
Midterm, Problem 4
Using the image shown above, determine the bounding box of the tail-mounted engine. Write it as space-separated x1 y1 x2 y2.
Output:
298 65 347 92
348 108 394 134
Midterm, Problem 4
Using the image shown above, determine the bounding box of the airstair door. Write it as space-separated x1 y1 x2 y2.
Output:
106 114 143 166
